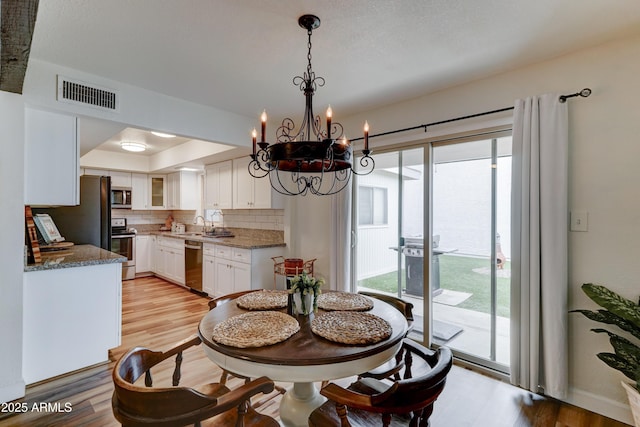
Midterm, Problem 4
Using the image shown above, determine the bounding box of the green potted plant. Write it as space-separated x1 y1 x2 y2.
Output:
572 283 640 426
289 271 323 315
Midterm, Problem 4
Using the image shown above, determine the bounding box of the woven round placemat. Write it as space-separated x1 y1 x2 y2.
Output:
316 292 374 311
236 290 288 310
311 311 392 345
212 311 299 348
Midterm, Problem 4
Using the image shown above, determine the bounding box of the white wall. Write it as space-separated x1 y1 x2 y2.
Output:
305 34 637 424
23 59 255 147
0 92 26 402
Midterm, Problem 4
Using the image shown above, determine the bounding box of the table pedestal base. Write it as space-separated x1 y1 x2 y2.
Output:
279 382 327 427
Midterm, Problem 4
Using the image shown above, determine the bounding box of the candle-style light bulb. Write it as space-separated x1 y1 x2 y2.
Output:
251 128 257 155
326 105 333 138
341 135 348 146
260 110 267 143
363 121 370 151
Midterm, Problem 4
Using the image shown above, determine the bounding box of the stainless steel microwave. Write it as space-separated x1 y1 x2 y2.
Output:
111 187 132 209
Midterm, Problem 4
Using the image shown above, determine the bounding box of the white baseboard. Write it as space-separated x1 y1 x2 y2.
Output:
0 379 26 404
566 387 634 425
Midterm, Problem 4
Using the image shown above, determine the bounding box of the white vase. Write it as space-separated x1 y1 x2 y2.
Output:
622 381 640 427
292 292 314 315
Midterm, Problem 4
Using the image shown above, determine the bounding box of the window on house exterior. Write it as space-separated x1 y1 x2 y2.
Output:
358 186 388 225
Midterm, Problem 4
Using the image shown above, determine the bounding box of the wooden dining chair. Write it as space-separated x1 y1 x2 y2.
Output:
309 341 452 427
112 334 279 427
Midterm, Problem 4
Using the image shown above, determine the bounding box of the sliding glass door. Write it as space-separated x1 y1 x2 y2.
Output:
431 136 511 371
354 147 425 341
353 134 512 373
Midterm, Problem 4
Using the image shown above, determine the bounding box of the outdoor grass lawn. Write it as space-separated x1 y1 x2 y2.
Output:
358 254 511 318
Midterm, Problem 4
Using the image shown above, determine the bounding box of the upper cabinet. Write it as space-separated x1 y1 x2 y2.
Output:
83 169 132 188
131 173 149 210
232 157 282 209
149 175 167 209
25 108 79 206
109 171 132 188
204 160 232 210
167 171 198 210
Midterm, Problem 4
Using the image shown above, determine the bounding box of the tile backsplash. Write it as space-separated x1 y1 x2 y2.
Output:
112 209 284 231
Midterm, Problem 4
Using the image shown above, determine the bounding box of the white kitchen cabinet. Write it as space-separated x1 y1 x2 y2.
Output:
109 171 132 187
149 235 157 273
25 108 79 206
167 171 198 210
155 236 185 285
82 169 131 188
205 160 233 209
232 156 282 209
135 235 151 274
203 243 216 296
82 168 107 177
153 237 164 276
131 173 149 210
209 243 283 297
149 175 167 209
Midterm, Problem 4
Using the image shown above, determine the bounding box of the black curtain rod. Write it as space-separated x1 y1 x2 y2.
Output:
350 88 591 142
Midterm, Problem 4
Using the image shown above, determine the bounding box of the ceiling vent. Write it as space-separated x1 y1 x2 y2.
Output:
57 75 119 111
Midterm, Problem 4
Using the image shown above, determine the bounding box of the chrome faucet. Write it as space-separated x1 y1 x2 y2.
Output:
193 215 209 233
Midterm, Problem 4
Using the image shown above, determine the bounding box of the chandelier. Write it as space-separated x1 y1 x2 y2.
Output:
248 14 374 196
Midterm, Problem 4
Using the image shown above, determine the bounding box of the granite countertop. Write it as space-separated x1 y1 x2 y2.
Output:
135 226 285 250
24 244 127 272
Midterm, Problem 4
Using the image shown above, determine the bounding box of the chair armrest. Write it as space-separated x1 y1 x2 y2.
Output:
319 382 376 410
213 376 276 412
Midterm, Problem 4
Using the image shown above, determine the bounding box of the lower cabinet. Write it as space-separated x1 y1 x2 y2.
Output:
203 243 282 297
135 235 151 274
203 252 215 296
155 236 185 285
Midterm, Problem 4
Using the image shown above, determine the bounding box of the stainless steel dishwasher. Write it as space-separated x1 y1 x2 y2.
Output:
184 240 203 292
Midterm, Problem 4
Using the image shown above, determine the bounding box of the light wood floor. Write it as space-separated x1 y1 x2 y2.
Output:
0 276 630 427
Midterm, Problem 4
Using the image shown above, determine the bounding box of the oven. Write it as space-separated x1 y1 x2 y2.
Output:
111 218 136 280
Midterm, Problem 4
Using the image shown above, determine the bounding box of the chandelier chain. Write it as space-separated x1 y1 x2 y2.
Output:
307 28 313 77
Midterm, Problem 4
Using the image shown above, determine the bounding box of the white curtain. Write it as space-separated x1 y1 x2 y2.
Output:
330 183 352 292
510 93 569 399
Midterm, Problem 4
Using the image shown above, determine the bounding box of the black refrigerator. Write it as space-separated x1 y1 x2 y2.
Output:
33 175 112 251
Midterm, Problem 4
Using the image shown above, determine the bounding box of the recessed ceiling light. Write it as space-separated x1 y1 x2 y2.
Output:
177 167 200 172
120 142 147 152
151 131 176 138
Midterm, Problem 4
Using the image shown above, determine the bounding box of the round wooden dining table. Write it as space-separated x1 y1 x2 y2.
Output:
198 293 408 427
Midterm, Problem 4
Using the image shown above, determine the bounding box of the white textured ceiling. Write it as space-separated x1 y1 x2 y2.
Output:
27 0 640 160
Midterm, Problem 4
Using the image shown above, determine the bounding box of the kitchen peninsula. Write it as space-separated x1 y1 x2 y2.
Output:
23 245 125 384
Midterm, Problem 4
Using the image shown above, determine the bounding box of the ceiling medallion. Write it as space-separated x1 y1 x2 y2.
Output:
248 14 374 196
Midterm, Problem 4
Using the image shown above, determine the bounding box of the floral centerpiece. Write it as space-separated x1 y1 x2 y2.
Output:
288 271 323 315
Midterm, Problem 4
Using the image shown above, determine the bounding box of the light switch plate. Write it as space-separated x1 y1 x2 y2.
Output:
570 210 588 232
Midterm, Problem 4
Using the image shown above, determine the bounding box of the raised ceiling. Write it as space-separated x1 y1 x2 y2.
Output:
26 0 640 165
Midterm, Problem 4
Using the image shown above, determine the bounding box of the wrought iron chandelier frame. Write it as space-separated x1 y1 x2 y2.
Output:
248 14 374 196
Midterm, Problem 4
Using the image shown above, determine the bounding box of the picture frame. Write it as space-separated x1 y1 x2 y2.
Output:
33 214 65 244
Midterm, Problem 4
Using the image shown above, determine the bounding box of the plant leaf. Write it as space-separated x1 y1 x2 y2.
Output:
591 329 640 371
597 352 638 381
571 309 640 340
581 283 640 326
